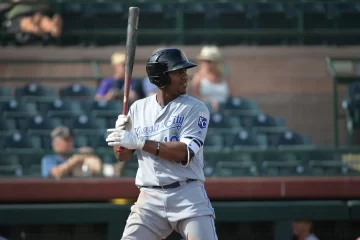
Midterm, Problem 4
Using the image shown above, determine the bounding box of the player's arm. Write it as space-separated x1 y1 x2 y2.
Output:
113 146 133 162
142 140 188 164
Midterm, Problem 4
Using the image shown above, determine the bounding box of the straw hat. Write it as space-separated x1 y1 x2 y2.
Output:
111 51 126 65
197 45 222 62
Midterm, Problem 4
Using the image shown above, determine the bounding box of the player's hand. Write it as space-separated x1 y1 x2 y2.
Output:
115 114 132 131
106 129 145 150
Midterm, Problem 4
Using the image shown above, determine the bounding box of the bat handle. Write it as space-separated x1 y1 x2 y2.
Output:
116 146 126 152
116 101 129 153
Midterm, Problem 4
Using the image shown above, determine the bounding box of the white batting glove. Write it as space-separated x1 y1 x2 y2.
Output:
115 114 131 131
106 129 145 150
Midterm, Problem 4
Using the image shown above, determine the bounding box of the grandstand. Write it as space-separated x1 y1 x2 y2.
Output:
1 0 360 240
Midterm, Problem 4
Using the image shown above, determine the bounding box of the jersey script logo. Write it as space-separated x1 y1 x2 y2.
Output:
134 114 185 137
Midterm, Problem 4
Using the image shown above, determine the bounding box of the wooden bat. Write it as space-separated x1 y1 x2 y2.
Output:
117 7 140 152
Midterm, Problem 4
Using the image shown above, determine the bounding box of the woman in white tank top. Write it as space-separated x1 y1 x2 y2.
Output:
191 46 230 111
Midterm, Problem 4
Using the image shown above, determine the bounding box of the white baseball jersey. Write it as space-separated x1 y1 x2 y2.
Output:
128 93 210 187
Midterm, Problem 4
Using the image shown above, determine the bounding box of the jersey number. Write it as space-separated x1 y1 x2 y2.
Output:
163 135 179 142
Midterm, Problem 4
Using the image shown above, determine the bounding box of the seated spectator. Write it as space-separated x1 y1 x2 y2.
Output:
142 76 157 97
41 126 102 179
95 51 138 102
292 221 319 240
191 45 230 111
2 0 63 44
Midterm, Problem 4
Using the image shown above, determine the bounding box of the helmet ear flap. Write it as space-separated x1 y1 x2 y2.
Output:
150 73 170 88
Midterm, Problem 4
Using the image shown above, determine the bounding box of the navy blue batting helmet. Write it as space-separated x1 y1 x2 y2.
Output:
146 48 197 88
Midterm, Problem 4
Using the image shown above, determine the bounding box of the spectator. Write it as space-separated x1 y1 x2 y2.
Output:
1 0 63 44
41 126 102 179
95 51 138 102
292 221 319 240
191 45 230 111
142 75 158 97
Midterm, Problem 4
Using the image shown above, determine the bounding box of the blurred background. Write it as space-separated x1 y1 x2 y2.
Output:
1 0 360 239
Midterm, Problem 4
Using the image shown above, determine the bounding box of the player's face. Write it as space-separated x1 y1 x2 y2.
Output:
167 68 188 95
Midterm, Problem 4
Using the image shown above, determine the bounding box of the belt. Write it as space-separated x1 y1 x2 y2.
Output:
141 179 197 190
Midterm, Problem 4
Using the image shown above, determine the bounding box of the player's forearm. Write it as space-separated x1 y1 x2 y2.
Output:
142 140 187 163
50 156 83 178
114 146 133 162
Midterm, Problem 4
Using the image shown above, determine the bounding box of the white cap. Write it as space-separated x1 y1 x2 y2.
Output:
197 45 222 62
111 52 126 65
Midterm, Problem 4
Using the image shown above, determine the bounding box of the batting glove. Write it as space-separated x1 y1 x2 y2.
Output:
106 129 145 150
115 114 132 131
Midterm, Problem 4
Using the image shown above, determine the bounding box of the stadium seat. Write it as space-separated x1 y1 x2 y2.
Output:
25 115 61 132
261 160 306 176
215 161 258 177
209 112 241 129
0 86 12 101
14 83 56 101
229 129 267 148
42 99 83 116
91 132 109 149
3 132 40 149
223 97 260 128
121 155 138 177
204 130 225 150
1 99 37 116
87 100 122 117
0 117 16 134
72 114 106 133
1 99 38 130
59 84 96 99
74 134 91 148
308 160 357 176
250 113 286 131
274 130 312 147
29 132 52 150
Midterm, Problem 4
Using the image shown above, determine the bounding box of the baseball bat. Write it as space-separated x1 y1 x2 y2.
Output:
117 7 140 152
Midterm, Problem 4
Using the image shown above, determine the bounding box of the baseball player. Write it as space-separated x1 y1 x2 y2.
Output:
106 48 218 240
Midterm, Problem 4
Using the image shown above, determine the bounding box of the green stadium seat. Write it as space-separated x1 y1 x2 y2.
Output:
215 161 258 177
308 160 357 176
74 134 90 148
87 100 122 117
0 164 23 177
24 115 60 132
4 132 41 149
0 117 16 134
1 99 37 116
72 114 107 134
231 129 267 148
42 99 84 115
28 132 52 150
0 86 12 101
121 155 138 177
91 132 109 149
15 83 56 101
204 130 224 150
251 113 286 132
59 84 96 99
209 112 241 129
19 154 42 177
261 160 305 176
274 130 312 147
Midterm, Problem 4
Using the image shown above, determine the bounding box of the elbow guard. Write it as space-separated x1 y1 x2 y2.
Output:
179 137 203 167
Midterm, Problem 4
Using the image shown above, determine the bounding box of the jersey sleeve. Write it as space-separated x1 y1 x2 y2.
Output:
179 103 210 144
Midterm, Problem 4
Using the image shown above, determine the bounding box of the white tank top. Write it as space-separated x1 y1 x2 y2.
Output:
199 77 229 103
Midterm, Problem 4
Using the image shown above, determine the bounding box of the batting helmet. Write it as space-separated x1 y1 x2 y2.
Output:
146 48 197 88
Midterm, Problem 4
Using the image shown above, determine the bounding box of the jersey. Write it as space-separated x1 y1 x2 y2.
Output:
128 93 210 187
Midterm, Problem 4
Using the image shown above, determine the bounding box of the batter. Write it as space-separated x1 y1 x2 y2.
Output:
106 48 218 240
